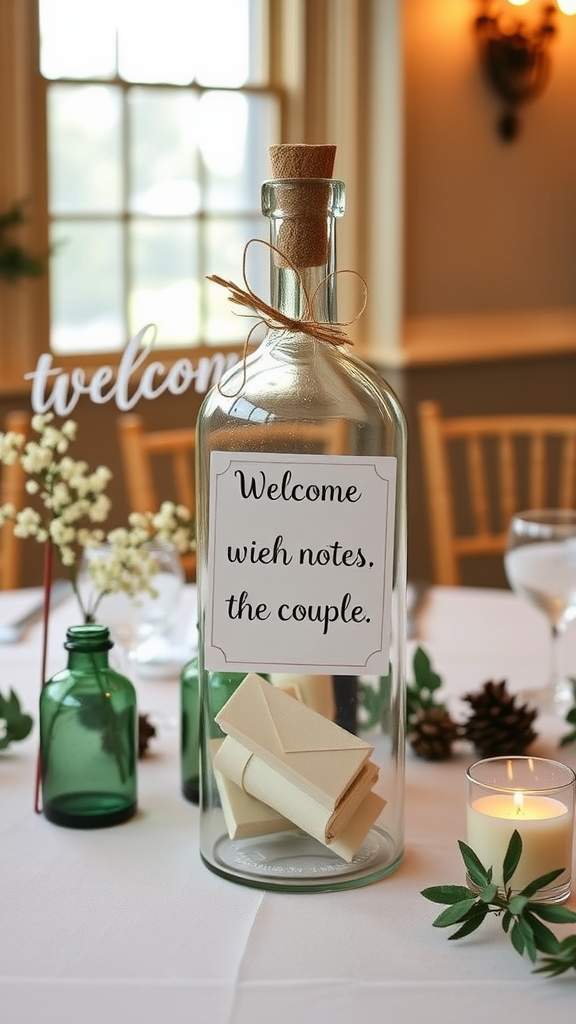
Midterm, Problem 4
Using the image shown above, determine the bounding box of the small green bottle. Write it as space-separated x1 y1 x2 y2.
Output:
40 624 137 828
180 657 250 804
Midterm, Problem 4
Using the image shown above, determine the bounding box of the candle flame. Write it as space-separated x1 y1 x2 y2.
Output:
514 791 524 816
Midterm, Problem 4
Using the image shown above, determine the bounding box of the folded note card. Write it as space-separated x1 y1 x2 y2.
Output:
214 673 386 860
211 740 296 840
215 672 374 810
269 673 336 720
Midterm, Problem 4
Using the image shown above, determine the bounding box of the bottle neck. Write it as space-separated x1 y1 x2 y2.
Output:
64 624 113 670
67 650 110 671
261 179 345 324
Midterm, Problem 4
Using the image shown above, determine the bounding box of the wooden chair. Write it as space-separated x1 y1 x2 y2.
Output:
118 414 196 579
418 400 576 585
0 410 29 590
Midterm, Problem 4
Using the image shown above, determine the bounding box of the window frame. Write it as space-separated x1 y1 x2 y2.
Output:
0 0 386 397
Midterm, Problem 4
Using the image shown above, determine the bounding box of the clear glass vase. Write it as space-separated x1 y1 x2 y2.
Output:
195 146 407 891
40 623 137 828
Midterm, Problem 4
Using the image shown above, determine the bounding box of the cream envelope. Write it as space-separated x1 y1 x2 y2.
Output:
215 672 374 811
269 673 336 720
214 734 381 843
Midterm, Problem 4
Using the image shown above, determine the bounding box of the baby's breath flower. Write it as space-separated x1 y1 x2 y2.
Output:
0 414 195 623
0 502 15 524
61 420 77 441
31 412 51 432
14 507 42 537
87 494 112 522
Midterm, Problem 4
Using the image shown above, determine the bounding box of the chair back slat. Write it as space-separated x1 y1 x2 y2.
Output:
560 434 576 508
0 411 29 590
418 401 576 585
498 432 517 528
528 432 546 509
467 435 490 535
118 414 196 579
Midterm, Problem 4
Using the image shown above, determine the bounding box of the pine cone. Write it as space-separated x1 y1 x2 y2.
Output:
138 712 157 758
408 707 459 761
461 679 537 758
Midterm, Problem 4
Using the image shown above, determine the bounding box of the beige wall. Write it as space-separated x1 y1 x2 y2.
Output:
403 0 576 319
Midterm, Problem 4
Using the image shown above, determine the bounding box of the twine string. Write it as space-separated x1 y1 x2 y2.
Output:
207 239 368 398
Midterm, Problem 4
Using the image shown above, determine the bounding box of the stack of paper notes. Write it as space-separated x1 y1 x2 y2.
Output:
213 673 386 862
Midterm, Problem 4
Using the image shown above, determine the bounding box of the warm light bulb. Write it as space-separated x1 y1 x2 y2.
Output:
557 0 576 14
505 0 531 7
513 791 525 815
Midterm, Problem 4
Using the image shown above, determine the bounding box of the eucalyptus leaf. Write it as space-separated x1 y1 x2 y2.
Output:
432 898 478 928
502 829 522 885
457 840 490 888
448 906 489 941
507 894 528 915
420 835 576 977
514 916 537 963
520 868 565 898
510 920 526 957
420 884 472 905
523 912 562 956
480 883 498 903
527 902 576 925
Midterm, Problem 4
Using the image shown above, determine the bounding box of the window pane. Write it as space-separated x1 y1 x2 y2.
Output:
40 0 117 80
195 0 251 87
40 0 276 354
48 85 122 214
205 217 267 343
129 89 199 215
118 1 197 85
200 92 279 211
130 219 199 344
41 0 265 86
50 221 124 354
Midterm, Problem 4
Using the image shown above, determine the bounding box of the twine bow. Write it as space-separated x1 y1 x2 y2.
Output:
207 239 367 350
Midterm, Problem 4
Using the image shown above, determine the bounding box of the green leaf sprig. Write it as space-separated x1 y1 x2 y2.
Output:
0 689 33 750
0 201 44 283
406 646 445 723
421 830 576 977
560 679 576 747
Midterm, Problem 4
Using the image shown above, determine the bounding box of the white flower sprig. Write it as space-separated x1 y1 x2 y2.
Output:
0 413 195 623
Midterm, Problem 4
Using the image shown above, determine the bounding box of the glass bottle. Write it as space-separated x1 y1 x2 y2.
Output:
40 623 137 828
196 144 407 891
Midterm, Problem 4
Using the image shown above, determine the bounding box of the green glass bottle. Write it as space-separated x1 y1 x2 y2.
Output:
181 656 264 804
40 624 137 828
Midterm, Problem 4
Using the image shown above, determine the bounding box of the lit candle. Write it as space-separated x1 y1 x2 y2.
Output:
466 757 575 901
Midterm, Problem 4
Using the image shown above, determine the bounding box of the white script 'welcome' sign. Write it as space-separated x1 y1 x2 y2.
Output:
24 325 239 416
205 452 397 676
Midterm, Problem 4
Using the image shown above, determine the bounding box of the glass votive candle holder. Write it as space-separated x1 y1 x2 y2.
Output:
466 756 576 904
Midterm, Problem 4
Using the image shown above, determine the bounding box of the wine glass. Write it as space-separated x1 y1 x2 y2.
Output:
504 509 576 710
78 540 185 681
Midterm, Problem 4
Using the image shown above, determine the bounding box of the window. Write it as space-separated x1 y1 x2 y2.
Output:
39 0 280 355
0 0 372 394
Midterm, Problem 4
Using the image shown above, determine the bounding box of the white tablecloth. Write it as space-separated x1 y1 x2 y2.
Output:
2 585 576 1024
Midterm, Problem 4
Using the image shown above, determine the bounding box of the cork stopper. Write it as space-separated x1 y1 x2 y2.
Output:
269 144 336 180
268 144 336 268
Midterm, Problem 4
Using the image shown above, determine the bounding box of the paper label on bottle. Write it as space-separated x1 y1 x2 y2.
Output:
204 452 397 674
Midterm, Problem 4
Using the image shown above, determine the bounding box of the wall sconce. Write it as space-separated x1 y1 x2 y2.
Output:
474 1 574 141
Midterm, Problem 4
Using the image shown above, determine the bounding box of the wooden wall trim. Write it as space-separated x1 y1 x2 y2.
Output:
363 306 576 369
